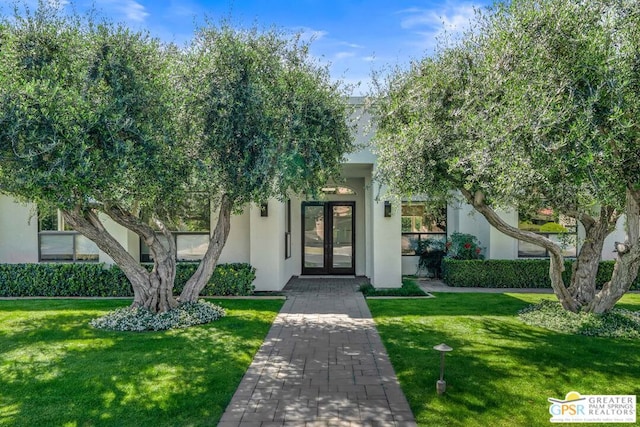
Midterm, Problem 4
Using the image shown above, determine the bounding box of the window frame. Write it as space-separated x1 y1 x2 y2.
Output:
401 202 447 256
517 210 578 258
139 231 211 262
284 199 292 259
38 207 99 262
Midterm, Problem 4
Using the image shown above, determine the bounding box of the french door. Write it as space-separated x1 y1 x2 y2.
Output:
302 201 355 275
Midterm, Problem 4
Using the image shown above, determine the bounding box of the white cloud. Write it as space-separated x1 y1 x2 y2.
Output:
100 0 149 23
297 27 329 43
399 4 476 31
47 0 70 8
397 2 480 52
335 51 356 60
338 41 364 49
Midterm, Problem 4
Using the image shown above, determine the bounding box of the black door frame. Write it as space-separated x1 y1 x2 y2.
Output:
301 201 355 275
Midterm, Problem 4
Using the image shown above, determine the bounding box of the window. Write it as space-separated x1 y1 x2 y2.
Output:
284 199 292 259
320 186 356 195
38 206 99 262
518 208 577 257
401 202 447 255
140 196 211 262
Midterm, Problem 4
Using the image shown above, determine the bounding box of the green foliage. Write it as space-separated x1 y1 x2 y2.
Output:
359 279 427 297
0 262 256 297
442 259 640 290
367 293 640 427
0 263 132 297
90 300 226 331
373 0 640 212
0 3 184 213
0 298 283 426
445 232 484 260
0 2 353 302
372 0 640 308
202 263 256 296
417 237 446 253
539 222 568 233
519 300 640 339
181 23 354 205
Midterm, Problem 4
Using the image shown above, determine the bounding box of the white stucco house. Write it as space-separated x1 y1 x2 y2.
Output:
0 97 627 290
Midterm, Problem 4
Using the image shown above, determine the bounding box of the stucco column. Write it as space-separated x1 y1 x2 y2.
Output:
0 196 38 263
371 190 402 288
249 200 285 291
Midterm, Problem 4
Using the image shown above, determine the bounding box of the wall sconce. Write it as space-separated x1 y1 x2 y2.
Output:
433 343 453 394
260 202 268 217
384 201 392 217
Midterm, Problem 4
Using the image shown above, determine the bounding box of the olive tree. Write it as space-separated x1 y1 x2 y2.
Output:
0 3 353 312
373 0 640 313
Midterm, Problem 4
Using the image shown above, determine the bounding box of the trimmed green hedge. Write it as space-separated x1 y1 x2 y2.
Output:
442 259 640 290
0 262 255 297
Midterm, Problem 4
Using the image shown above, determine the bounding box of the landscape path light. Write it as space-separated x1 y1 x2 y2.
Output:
433 343 453 394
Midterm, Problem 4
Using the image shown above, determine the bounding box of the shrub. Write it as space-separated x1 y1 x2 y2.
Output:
445 232 485 260
90 300 226 331
142 262 256 295
0 263 133 297
442 258 640 290
204 263 256 296
539 222 569 233
0 262 256 297
519 299 640 338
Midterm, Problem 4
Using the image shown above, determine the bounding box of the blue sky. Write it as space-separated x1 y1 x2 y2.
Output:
1 0 492 93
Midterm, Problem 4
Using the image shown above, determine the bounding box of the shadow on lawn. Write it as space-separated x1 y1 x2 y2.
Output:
0 299 282 427
369 294 640 427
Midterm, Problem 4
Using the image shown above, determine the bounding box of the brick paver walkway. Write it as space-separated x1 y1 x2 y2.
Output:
218 277 416 427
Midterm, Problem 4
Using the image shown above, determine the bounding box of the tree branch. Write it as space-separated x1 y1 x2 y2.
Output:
459 188 564 258
102 203 174 263
180 194 233 302
459 188 577 311
62 206 150 304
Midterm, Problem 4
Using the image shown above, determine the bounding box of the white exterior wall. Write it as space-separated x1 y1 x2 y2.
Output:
603 215 627 261
454 203 492 257
371 187 402 288
0 196 38 263
488 208 518 260
249 201 285 291
364 174 374 280
402 256 420 276
219 210 250 264
283 195 303 284
98 213 139 264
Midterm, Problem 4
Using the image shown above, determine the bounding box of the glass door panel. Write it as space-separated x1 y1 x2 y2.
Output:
332 205 353 269
303 204 325 269
302 201 355 275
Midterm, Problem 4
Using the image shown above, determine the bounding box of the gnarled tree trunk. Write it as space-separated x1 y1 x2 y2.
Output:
461 189 578 311
461 188 638 314
180 194 232 302
567 208 618 306
63 205 178 313
589 189 640 313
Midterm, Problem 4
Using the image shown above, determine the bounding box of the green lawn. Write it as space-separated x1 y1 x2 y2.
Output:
0 298 283 427
367 293 640 427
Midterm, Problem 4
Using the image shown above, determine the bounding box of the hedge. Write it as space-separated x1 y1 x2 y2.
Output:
441 259 640 290
0 262 255 297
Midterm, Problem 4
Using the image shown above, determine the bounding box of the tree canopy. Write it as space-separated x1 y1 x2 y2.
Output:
372 0 640 313
0 2 354 313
